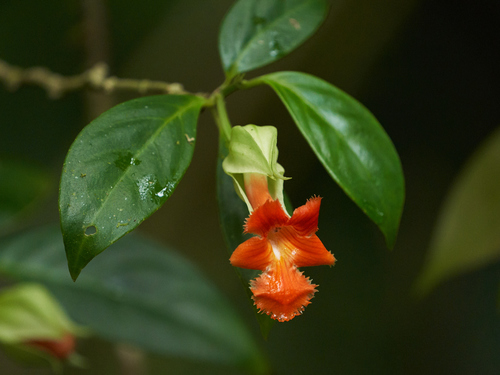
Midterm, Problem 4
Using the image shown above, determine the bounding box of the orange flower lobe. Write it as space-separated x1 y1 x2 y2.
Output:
251 261 317 322
244 199 289 237
229 237 273 270
288 196 322 236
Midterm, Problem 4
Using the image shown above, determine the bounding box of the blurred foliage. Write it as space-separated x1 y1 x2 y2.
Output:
416 126 500 294
0 226 267 373
0 160 51 233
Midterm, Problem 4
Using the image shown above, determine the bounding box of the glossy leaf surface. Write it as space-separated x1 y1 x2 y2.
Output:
217 140 275 339
0 226 267 373
59 95 204 280
219 0 328 75
416 127 500 294
0 160 50 230
259 71 405 248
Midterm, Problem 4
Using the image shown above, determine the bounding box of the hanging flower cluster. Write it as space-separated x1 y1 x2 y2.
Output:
223 125 335 322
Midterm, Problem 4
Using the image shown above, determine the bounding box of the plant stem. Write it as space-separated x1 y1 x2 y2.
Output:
208 74 268 144
239 77 265 90
212 94 233 144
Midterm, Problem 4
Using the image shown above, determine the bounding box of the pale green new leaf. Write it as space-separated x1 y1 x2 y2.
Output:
0 283 84 343
222 125 287 211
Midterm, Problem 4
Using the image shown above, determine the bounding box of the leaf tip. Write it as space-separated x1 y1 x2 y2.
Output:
381 223 399 250
68 266 81 282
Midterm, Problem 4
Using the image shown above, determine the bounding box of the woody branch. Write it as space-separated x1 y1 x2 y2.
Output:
0 59 201 99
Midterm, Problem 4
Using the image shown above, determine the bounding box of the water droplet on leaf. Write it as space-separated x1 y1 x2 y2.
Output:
268 31 283 58
114 152 142 171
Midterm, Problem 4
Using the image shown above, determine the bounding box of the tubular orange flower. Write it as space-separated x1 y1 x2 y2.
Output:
230 176 335 322
223 125 335 321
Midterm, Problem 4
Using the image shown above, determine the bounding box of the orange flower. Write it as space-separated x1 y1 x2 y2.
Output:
230 174 335 322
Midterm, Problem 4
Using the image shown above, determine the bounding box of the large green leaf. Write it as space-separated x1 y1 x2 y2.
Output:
0 226 268 373
258 71 405 248
216 139 275 339
416 127 500 294
0 160 50 230
219 0 328 76
59 95 205 280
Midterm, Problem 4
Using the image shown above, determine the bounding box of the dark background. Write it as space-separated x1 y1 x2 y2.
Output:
1 0 499 374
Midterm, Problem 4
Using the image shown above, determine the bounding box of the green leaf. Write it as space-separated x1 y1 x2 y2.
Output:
0 160 51 230
217 139 275 339
59 95 205 280
416 127 500 295
258 71 405 248
0 226 268 373
219 0 328 76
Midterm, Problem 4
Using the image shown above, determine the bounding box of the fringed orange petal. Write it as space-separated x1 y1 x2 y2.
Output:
287 196 322 236
229 237 274 271
271 226 336 268
245 199 289 237
250 261 317 322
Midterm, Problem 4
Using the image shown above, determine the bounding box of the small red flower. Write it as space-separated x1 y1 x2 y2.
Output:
25 333 76 360
230 195 335 322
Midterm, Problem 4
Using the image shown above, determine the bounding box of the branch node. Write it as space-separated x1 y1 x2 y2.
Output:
103 76 117 93
168 83 185 95
87 62 109 88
